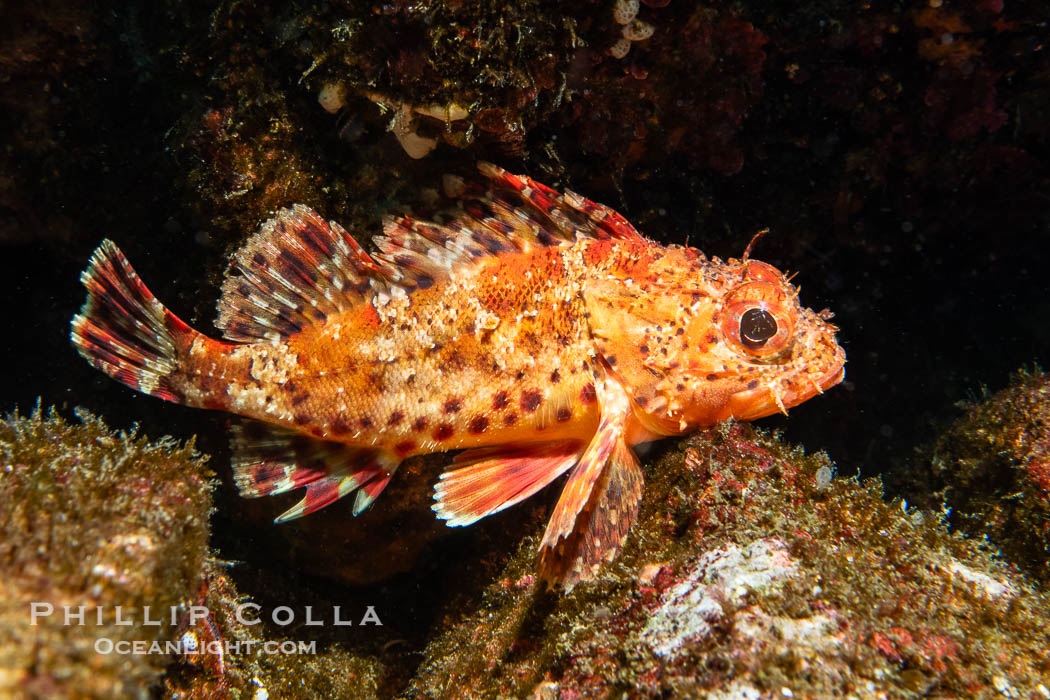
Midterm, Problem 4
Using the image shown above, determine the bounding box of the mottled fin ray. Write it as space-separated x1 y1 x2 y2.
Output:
216 205 384 344
432 440 583 527
537 372 639 588
537 440 643 589
230 421 398 521
71 240 201 403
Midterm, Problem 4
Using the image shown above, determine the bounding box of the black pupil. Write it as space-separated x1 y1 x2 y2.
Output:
740 308 777 348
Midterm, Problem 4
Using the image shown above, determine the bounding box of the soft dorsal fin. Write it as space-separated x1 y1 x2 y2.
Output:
215 204 383 344
370 162 644 291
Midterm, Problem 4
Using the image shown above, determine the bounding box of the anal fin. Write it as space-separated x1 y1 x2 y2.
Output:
231 421 398 522
433 440 581 527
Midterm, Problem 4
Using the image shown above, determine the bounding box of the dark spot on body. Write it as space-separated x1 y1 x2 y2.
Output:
360 416 374 428
388 410 405 426
332 417 352 434
504 412 518 426
556 407 572 422
676 383 686 391
706 374 718 381
580 383 597 404
394 440 416 457
493 391 509 410
291 393 309 407
469 416 489 434
747 380 759 389
293 412 311 426
635 396 649 408
676 327 684 336
434 424 455 441
549 370 561 384
412 417 428 431
607 356 617 365
521 390 543 412
639 344 650 354
444 398 462 413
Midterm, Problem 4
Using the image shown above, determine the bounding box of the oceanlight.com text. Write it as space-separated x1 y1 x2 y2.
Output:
94 638 318 656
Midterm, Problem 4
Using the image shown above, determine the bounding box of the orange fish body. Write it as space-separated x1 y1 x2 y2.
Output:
72 164 845 587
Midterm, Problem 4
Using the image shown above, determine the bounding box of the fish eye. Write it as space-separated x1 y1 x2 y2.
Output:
720 281 795 359
740 308 777 348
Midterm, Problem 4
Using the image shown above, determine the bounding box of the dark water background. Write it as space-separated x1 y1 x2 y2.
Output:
1 0 1047 593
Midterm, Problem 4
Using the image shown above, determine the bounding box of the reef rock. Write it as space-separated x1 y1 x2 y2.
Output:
923 369 1050 582
408 424 1050 698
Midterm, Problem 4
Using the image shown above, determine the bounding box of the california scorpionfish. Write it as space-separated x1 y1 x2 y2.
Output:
72 163 845 588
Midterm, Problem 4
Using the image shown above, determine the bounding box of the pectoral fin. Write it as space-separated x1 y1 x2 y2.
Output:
538 440 643 589
537 371 645 588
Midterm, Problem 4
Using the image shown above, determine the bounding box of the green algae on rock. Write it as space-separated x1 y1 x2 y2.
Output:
408 424 1050 698
920 368 1050 583
0 407 211 699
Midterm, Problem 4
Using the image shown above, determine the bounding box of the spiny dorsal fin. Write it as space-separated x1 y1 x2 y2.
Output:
216 204 383 344
475 162 643 243
370 162 644 291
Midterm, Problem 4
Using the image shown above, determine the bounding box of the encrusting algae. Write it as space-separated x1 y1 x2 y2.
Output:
903 368 1050 583
0 407 210 699
70 163 844 589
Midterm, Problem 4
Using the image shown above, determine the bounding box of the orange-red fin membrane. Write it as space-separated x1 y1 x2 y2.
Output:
215 205 383 345
432 440 582 527
230 421 399 522
71 239 199 403
537 439 643 589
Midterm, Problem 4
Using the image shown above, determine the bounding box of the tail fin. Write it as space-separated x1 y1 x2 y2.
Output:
71 240 198 403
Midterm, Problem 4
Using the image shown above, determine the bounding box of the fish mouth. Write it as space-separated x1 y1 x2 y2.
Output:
723 361 846 422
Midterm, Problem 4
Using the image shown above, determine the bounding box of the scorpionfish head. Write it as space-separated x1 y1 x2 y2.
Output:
584 244 846 438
